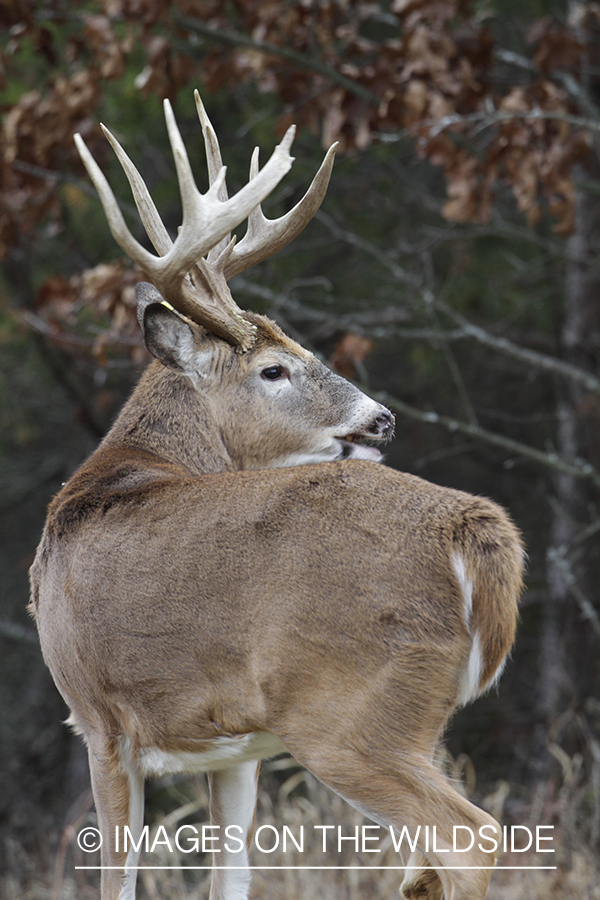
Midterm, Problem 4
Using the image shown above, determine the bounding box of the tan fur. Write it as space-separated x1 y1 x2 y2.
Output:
30 445 523 900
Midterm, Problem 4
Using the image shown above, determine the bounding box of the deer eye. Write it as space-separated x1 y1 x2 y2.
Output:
261 365 286 381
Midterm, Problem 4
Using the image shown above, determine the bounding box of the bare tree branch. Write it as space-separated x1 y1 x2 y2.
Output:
436 301 600 395
0 618 39 646
174 15 380 107
547 548 600 642
11 160 103 200
0 455 65 513
391 108 600 141
372 389 600 490
494 48 537 74
316 210 420 288
238 252 600 483
320 210 600 394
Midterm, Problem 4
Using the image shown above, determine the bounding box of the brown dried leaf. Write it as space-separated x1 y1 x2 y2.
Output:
528 18 582 75
404 79 429 124
549 196 575 236
442 156 482 223
330 333 375 379
322 90 346 148
35 276 78 325
84 14 126 80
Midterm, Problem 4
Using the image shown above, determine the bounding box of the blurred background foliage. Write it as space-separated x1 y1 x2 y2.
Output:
1 0 600 897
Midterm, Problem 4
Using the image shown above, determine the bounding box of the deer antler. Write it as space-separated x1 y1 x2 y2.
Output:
74 92 337 351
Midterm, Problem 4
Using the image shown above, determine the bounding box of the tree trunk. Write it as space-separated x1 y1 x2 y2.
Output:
540 154 600 735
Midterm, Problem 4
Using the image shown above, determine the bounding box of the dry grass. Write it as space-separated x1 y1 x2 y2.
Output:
7 755 600 900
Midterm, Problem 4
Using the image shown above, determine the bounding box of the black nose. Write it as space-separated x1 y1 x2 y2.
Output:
373 409 395 436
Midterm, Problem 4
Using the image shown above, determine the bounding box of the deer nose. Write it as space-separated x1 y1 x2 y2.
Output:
372 409 395 437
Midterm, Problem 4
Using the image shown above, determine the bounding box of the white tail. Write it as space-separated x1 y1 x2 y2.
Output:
30 94 523 900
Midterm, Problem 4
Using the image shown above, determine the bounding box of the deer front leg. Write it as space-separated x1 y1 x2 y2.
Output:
87 734 145 900
207 760 260 900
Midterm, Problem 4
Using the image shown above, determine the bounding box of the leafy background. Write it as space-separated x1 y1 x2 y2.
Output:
1 1 600 897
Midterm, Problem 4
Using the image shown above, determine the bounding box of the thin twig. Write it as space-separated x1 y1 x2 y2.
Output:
425 281 479 426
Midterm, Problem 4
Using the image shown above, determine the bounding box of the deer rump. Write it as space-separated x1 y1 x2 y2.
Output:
32 457 521 765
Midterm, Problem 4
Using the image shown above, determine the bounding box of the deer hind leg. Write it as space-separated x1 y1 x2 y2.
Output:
400 850 445 900
207 760 260 900
86 734 145 900
304 750 500 900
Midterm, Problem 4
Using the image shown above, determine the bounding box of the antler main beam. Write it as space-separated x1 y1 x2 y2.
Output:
74 92 337 351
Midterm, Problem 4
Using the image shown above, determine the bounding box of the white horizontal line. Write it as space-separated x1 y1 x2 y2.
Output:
75 865 557 871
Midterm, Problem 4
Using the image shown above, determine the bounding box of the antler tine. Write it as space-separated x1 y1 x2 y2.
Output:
162 97 225 256
194 90 231 264
74 133 159 274
100 125 173 258
194 90 227 200
161 98 296 282
222 142 338 280
75 96 301 350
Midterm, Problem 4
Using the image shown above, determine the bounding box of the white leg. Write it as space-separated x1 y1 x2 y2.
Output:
87 735 145 900
208 760 260 900
119 744 145 900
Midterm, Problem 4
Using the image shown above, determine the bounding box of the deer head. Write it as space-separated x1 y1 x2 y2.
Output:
74 92 394 472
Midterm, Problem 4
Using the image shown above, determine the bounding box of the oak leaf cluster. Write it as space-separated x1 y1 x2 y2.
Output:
1 0 598 348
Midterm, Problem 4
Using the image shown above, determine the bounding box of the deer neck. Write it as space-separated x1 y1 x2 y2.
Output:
100 361 234 475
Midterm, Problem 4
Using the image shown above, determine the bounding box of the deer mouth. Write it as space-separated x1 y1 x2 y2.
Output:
336 435 383 462
335 407 394 462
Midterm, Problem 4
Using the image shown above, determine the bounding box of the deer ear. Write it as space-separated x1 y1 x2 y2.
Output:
137 284 196 374
136 282 165 328
136 283 218 379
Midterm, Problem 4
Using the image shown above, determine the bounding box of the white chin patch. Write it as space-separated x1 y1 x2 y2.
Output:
267 440 382 469
337 439 382 462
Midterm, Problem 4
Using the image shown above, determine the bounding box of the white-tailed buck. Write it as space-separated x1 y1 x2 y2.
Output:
30 93 523 900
